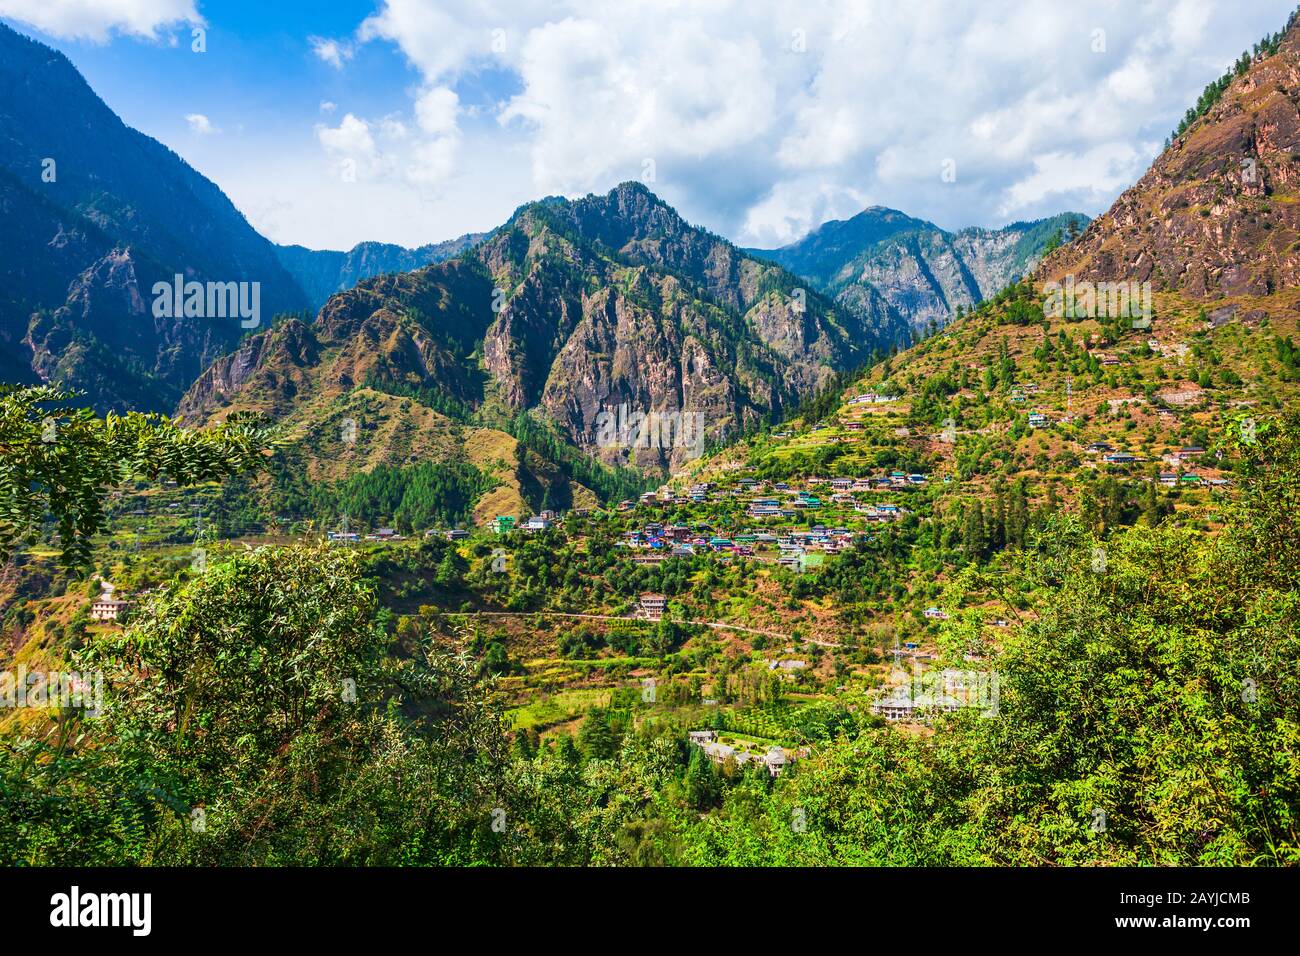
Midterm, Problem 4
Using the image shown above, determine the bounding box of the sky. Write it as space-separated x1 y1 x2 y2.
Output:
1 0 1294 252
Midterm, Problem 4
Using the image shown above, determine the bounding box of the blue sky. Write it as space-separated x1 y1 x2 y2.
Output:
2 1 1294 251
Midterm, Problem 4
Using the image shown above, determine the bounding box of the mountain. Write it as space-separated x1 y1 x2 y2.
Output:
0 22 309 412
698 14 1300 506
276 234 487 311
749 209 1088 336
1038 9 1300 298
180 182 909 514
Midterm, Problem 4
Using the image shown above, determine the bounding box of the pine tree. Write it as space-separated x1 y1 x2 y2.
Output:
1143 479 1161 527
962 501 986 560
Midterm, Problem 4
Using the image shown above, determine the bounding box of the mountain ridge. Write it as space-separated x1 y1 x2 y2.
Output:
0 21 309 412
749 208 1089 335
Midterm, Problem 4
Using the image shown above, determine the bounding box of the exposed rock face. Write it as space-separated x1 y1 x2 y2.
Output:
0 22 308 411
1040 18 1300 296
750 208 1088 336
183 183 895 473
177 319 321 422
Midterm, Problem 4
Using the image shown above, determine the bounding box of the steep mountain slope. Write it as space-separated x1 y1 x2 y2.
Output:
277 233 487 311
693 16 1300 516
182 182 906 486
0 22 309 412
750 209 1088 335
1039 10 1300 297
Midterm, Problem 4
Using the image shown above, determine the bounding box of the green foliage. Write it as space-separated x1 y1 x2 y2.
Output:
0 385 272 569
0 544 514 865
322 460 494 529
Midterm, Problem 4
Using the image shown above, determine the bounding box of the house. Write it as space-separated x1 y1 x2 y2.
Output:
1174 446 1206 460
1103 453 1137 465
493 516 516 535
841 420 865 431
764 747 789 777
525 515 551 531
767 659 808 672
639 592 668 620
1158 472 1178 487
90 584 130 623
872 691 919 722
688 730 718 745
923 607 949 620
871 688 962 722
1028 412 1049 428
1086 442 1115 453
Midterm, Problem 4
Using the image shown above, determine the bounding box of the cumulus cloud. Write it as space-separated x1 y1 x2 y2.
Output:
0 0 202 41
414 86 458 136
315 109 459 192
339 0 1289 247
184 112 217 134
316 113 382 178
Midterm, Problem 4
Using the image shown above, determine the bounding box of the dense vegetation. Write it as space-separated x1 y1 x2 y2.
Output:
3 412 1297 865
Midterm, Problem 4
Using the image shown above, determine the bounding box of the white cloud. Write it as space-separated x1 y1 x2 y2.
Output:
0 0 202 41
309 35 353 69
215 0 1293 250
414 86 458 136
316 113 381 175
315 109 459 191
319 101 337 114
999 143 1158 216
358 0 530 80
184 112 217 135
341 0 1290 246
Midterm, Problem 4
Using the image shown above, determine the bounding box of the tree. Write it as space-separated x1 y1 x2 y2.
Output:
961 501 986 560
2 542 517 865
686 747 720 810
0 385 273 569
578 709 617 760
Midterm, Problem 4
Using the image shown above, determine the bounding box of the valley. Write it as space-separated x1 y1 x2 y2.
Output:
2 3 1299 873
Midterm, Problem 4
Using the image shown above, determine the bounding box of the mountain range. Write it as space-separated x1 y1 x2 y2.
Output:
178 181 896 478
276 234 487 312
696 11 1300 506
0 22 307 412
0 18 1081 508
749 208 1089 337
